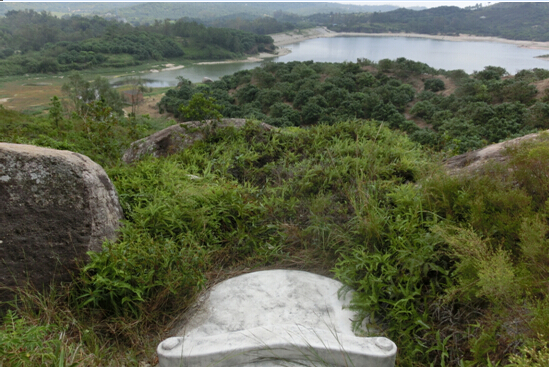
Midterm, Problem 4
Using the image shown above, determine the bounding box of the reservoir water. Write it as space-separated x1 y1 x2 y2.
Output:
135 36 549 87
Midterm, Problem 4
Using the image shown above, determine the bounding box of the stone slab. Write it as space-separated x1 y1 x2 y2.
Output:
157 270 396 367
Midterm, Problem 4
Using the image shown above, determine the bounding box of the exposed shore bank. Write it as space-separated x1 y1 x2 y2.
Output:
270 26 549 51
191 27 549 67
195 49 291 65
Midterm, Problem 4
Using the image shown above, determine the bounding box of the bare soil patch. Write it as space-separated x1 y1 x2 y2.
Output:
437 75 457 96
533 78 549 99
405 74 454 130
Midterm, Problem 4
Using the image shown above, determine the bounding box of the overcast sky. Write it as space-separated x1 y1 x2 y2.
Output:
0 0 507 9
338 1 496 7
2 0 498 5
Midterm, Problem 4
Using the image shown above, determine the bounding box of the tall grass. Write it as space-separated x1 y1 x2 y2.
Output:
2 115 549 366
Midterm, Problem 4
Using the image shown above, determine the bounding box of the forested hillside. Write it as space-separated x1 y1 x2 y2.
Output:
324 2 549 41
0 2 398 23
0 10 274 76
159 58 549 154
205 2 549 42
4 2 549 44
0 2 135 16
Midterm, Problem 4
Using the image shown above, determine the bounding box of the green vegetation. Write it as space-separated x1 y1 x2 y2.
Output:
159 58 549 154
0 2 399 25
320 3 549 42
2 2 548 83
2 58 549 366
0 10 274 76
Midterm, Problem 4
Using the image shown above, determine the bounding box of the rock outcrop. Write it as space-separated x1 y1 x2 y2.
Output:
0 143 123 302
122 118 273 164
445 131 547 174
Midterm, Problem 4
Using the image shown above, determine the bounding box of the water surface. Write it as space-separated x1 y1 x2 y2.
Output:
130 36 549 87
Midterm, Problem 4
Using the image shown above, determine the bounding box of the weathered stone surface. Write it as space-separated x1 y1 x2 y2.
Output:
0 143 123 302
158 270 396 367
445 131 547 175
202 77 214 84
122 118 274 164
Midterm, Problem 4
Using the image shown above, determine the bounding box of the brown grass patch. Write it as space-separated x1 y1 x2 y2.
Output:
123 93 167 119
361 65 377 73
0 78 64 111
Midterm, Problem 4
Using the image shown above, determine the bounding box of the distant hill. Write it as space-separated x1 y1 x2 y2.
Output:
0 2 135 16
113 2 399 20
326 2 549 42
0 2 398 23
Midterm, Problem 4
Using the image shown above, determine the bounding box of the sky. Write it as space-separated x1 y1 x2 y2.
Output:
0 0 499 6
339 1 496 7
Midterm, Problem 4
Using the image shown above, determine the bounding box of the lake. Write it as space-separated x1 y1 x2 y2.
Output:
133 36 549 87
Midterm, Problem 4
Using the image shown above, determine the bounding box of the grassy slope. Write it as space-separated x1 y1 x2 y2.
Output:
1 104 549 366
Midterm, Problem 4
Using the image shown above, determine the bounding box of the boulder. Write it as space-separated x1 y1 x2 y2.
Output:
202 77 214 84
0 143 123 302
445 131 547 174
122 118 274 164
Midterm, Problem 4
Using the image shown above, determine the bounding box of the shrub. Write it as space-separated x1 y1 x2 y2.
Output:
424 78 445 92
300 102 323 125
178 92 222 124
293 89 314 109
410 100 437 120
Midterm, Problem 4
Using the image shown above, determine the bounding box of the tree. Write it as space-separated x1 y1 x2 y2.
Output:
424 78 445 92
378 58 393 72
410 100 437 120
123 76 148 117
300 102 323 125
62 72 123 117
474 66 508 81
236 84 259 104
49 96 63 128
179 93 222 125
269 102 300 126
61 72 93 116
82 99 122 166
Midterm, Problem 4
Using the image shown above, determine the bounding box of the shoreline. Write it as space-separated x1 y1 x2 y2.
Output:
187 26 549 67
148 63 185 73
270 26 549 51
195 48 292 66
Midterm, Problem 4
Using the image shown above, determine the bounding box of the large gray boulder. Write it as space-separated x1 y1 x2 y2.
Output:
122 118 273 164
445 131 548 174
0 143 123 302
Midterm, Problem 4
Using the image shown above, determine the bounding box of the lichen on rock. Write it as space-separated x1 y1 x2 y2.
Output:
0 143 123 303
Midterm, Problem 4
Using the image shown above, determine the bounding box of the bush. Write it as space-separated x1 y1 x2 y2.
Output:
300 102 323 125
424 78 445 92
